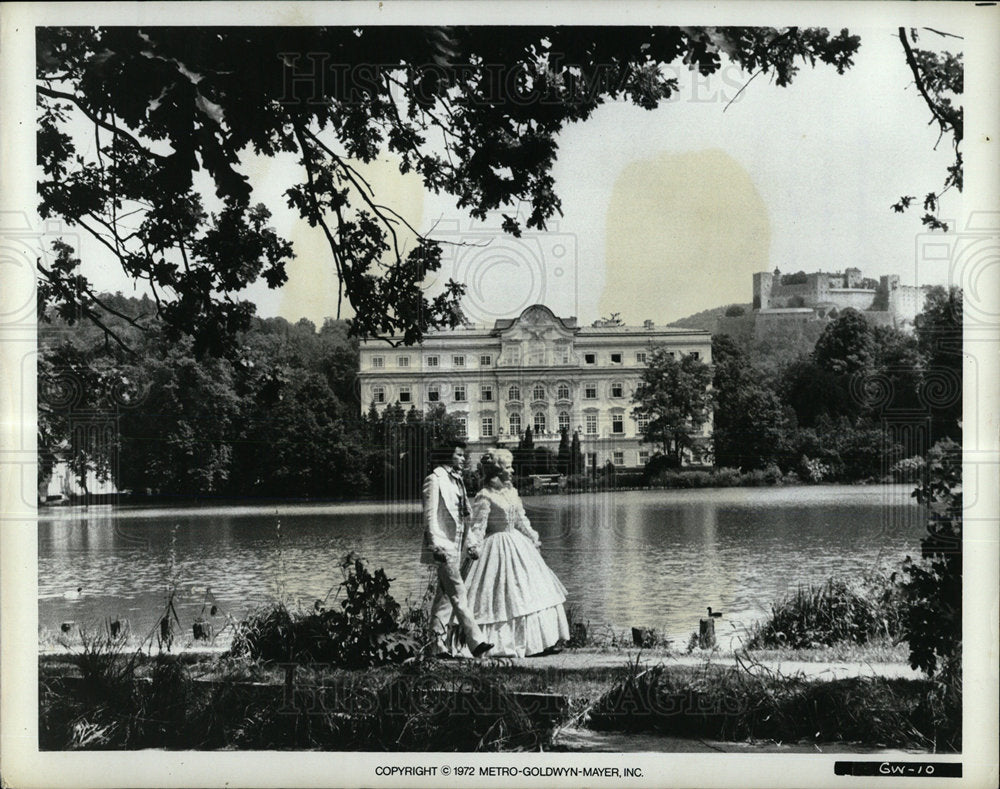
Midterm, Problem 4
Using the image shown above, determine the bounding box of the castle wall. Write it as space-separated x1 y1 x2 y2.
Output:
888 284 926 326
825 288 877 311
751 269 923 334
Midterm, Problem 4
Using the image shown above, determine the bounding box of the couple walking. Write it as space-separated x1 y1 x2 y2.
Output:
421 442 570 658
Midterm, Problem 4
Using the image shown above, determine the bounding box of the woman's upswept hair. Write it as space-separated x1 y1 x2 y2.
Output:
480 447 514 484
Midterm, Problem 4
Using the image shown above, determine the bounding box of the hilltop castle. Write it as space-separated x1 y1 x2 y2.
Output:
720 267 929 340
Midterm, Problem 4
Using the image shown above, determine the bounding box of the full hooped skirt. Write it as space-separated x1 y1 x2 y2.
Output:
456 529 569 658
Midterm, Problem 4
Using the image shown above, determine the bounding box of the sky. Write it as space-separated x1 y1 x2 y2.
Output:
71 26 961 329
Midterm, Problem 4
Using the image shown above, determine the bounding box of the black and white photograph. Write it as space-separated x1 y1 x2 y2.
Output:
1 2 998 787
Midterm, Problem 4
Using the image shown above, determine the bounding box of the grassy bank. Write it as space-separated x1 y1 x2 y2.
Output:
587 659 959 752
39 645 952 752
40 652 564 751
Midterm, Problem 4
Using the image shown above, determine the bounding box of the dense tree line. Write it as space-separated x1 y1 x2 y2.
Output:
41 288 962 497
628 287 962 483
711 287 962 481
38 294 463 500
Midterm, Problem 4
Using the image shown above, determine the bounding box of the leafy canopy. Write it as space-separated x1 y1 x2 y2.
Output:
891 27 963 231
37 25 860 356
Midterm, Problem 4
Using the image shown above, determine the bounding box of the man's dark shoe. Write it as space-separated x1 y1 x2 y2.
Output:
472 641 494 658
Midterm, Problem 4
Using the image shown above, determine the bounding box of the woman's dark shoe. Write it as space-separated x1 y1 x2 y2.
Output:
472 641 494 658
528 644 563 657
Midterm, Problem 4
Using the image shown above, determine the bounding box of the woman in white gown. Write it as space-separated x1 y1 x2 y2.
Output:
461 448 569 658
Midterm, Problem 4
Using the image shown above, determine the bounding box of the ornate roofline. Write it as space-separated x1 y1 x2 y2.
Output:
491 304 580 335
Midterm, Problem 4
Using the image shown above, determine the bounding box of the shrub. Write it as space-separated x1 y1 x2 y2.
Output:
899 439 961 681
712 467 742 487
644 452 680 482
762 463 783 484
740 469 769 486
800 455 831 483
890 455 926 483
682 471 713 488
230 554 424 668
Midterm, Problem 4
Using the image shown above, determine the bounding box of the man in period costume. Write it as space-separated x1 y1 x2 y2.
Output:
422 441 493 658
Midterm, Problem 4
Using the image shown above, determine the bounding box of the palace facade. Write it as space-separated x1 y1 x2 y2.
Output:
357 304 713 469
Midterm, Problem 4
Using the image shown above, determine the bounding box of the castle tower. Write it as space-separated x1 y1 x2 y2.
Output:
753 271 773 310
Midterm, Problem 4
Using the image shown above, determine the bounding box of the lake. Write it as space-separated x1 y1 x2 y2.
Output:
38 485 925 650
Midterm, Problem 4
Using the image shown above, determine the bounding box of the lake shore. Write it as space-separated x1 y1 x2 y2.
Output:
38 477 906 515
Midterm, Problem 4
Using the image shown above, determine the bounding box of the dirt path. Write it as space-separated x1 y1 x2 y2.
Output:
38 644 919 681
490 649 921 680
550 726 931 754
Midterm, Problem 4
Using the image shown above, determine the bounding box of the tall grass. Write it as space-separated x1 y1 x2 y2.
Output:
40 655 555 751
744 576 905 650
586 659 959 751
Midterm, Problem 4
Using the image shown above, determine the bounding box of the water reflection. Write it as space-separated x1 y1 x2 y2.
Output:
39 486 923 648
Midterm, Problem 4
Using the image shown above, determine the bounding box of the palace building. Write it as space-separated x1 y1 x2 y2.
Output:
357 304 713 469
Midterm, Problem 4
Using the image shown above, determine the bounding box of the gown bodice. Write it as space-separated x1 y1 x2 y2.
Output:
472 485 538 542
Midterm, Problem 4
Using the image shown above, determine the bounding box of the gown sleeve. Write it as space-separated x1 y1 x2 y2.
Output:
466 491 490 555
512 492 541 546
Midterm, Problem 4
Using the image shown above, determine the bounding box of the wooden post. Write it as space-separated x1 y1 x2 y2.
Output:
698 618 716 649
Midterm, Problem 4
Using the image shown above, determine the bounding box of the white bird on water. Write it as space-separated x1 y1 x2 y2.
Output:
62 586 84 600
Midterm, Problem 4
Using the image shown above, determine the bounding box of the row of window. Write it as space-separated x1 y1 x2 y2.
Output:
367 349 697 369
449 411 650 438
371 353 494 369
371 381 633 405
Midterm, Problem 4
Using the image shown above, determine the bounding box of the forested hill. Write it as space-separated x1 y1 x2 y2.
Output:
667 304 751 332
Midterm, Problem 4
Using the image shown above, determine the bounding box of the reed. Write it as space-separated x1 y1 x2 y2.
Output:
743 576 905 649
